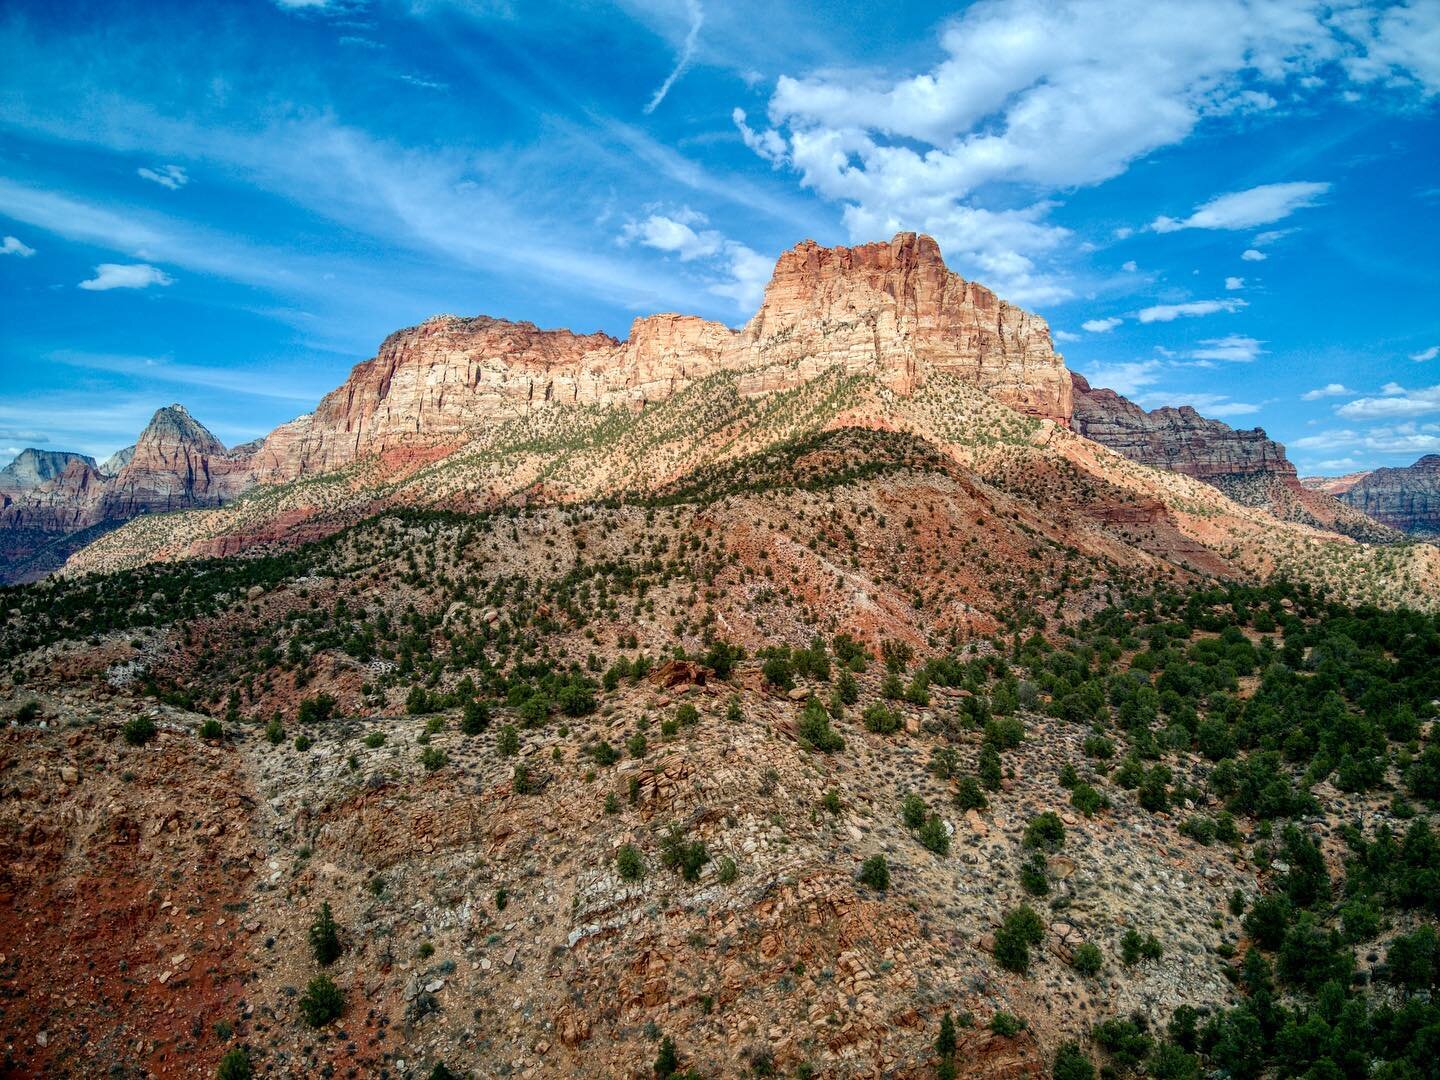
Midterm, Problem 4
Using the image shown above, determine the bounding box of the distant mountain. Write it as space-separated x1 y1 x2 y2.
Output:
1304 455 1440 538
0 405 253 583
1070 373 1398 543
0 449 97 496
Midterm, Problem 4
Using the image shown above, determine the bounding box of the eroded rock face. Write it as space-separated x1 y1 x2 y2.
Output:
731 233 1070 422
1329 455 1440 537
250 233 1070 479
1071 374 1293 484
0 406 254 583
1070 373 1398 542
0 450 98 497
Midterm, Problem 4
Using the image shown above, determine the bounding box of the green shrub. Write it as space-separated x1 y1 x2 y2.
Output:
216 1047 253 1080
363 730 385 749
265 715 284 745
715 855 738 884
1070 783 1108 816
994 906 1045 973
309 902 341 966
821 788 843 814
460 698 490 735
1020 852 1049 896
902 792 928 829
1023 811 1066 851
859 854 890 890
298 693 337 725
298 974 344 1027
497 724 519 756
675 703 699 726
122 714 157 746
797 698 844 752
862 702 902 734
626 733 648 759
659 826 709 882
990 1011 1022 1037
1120 928 1163 965
1070 942 1103 976
918 815 951 856
617 843 646 881
419 746 447 772
954 776 989 811
294 734 313 751
198 718 223 740
1053 1042 1096 1080
979 745 1003 790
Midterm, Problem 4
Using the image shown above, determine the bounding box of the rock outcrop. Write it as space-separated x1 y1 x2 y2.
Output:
1320 455 1440 537
249 233 1070 480
0 449 97 497
0 406 254 583
1070 373 1398 542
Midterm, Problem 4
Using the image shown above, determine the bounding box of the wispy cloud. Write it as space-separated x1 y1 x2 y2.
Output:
1077 360 1161 397
1136 298 1246 323
50 351 331 403
77 263 174 291
1150 181 1330 232
619 206 771 311
1302 383 1351 400
1189 334 1264 362
1411 345 1438 362
1 235 36 257
643 0 703 114
1337 384 1440 420
137 164 189 190
1081 317 1122 333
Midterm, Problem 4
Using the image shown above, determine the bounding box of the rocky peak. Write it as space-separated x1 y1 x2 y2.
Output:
1071 373 1295 484
735 233 1070 422
1328 455 1440 537
99 445 135 476
0 449 98 495
134 404 226 457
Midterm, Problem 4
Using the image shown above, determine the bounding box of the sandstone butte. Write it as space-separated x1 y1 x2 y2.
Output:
249 231 1070 480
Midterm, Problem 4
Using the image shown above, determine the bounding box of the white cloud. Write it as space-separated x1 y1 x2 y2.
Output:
137 164 189 190
77 263 174 291
1149 181 1329 232
644 0 703 114
732 108 786 166
1077 359 1161 397
1241 249 1267 261
1224 276 1244 290
1189 333 1264 362
1292 423 1440 459
273 0 330 8
620 208 770 311
1054 329 1080 342
1301 383 1351 400
1411 345 1439 362
1121 260 1137 272
1082 317 1123 333
1336 385 1440 420
1 235 35 257
1138 390 1260 417
1136 298 1246 323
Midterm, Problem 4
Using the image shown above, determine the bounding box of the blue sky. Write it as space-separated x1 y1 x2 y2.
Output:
1 0 1437 475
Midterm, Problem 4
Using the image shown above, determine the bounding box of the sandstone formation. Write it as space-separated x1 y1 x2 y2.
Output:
0 449 97 497
1070 373 1397 542
1322 455 1440 537
249 233 1070 480
0 406 253 583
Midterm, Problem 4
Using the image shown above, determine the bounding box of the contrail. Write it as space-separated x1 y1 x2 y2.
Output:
644 0 703 114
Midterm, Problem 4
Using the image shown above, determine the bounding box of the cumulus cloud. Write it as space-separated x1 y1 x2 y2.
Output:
77 263 174 291
1336 385 1440 420
1189 334 1264 362
137 164 189 190
1241 249 1267 261
1136 298 1246 323
730 0 1437 307
1 235 35 257
1121 260 1137 272
1077 360 1161 397
1054 329 1081 343
1150 181 1329 232
1411 345 1439 362
1082 317 1123 333
1138 390 1260 417
644 0 703 114
1225 276 1244 290
1302 383 1351 400
620 208 770 311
